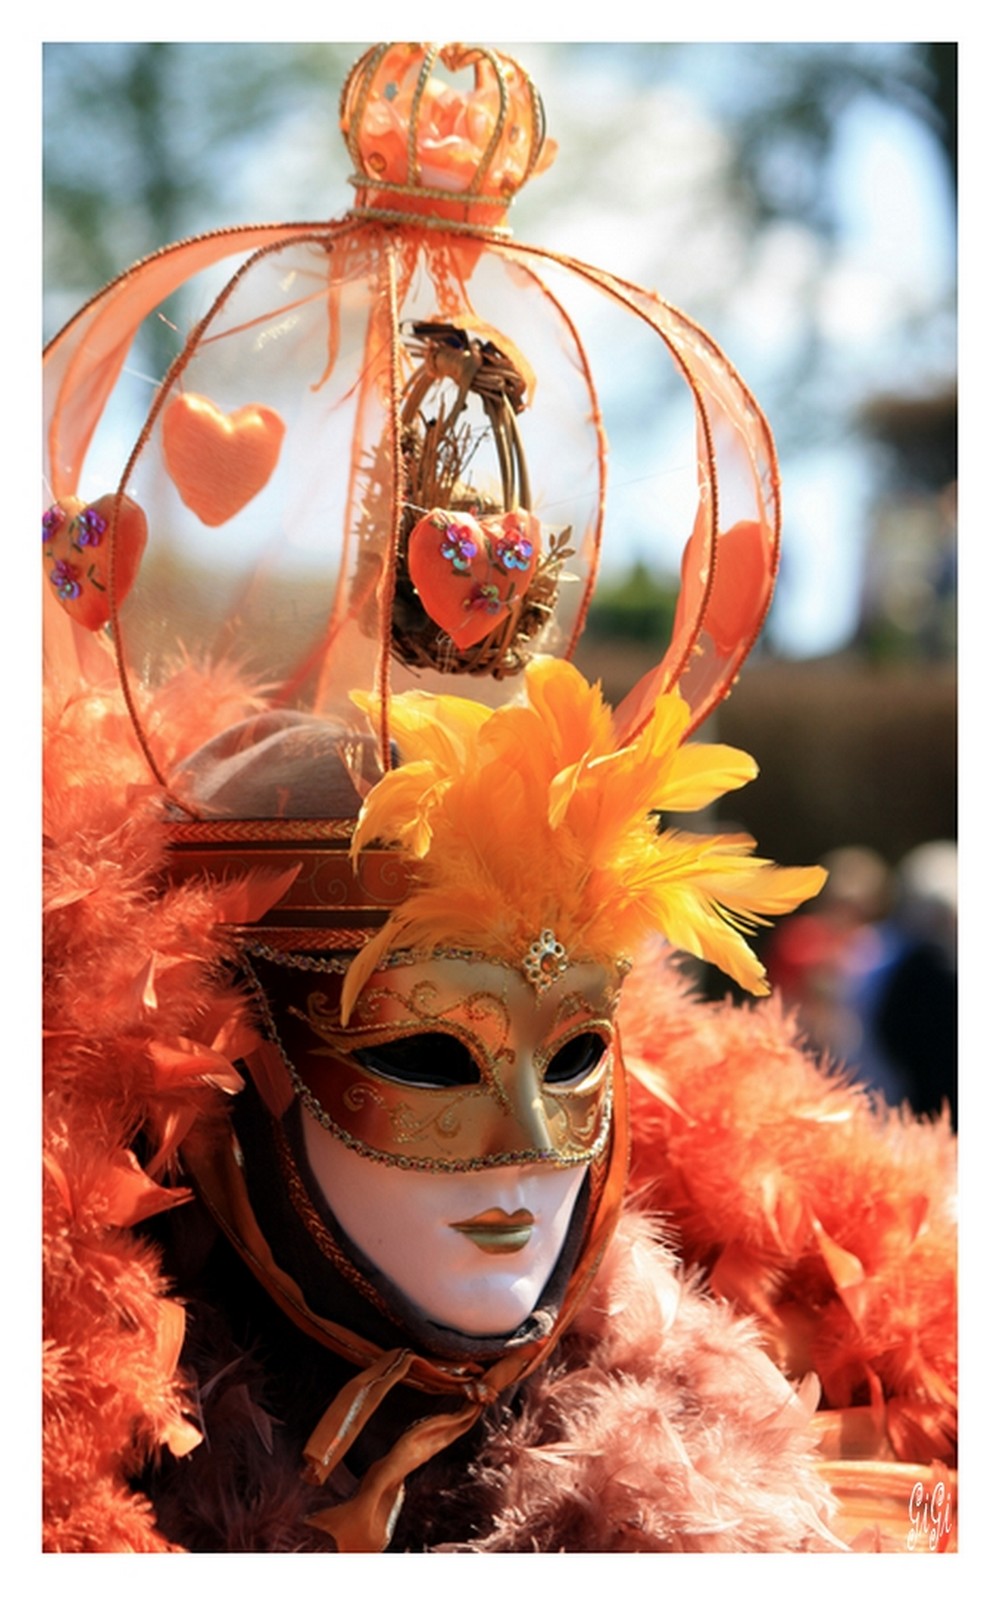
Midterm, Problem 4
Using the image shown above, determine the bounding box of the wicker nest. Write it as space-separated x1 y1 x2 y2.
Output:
386 322 573 678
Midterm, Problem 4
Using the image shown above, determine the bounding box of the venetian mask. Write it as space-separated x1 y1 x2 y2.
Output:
259 951 623 1335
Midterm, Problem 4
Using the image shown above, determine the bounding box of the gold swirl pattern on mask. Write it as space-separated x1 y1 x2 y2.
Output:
291 1068 614 1173
299 981 518 1110
246 949 619 1170
553 984 620 1026
285 1015 613 1169
350 977 511 1041
340 1078 471 1144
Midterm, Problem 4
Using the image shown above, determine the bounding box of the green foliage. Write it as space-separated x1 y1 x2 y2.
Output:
43 43 358 338
586 563 679 644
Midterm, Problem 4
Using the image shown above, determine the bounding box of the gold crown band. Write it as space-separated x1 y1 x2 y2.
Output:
168 818 357 844
346 204 514 238
166 833 414 925
240 925 381 952
347 173 512 208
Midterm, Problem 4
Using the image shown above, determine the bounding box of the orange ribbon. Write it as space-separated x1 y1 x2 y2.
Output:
305 1384 483 1551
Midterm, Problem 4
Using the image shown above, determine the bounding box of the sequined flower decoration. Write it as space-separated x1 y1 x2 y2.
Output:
42 505 65 542
76 506 107 546
467 583 501 614
343 658 828 1019
440 524 477 573
493 526 534 572
50 559 81 601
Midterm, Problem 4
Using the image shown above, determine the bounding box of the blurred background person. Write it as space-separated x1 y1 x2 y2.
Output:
870 840 958 1125
764 840 956 1126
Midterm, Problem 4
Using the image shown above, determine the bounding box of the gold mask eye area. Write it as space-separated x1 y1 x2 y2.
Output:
543 1031 609 1088
353 1031 481 1090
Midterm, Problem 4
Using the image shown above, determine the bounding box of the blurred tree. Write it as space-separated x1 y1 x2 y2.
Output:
43 43 357 337
585 562 679 645
717 42 955 231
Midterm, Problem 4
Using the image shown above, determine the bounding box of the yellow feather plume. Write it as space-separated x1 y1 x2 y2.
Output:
343 658 826 1016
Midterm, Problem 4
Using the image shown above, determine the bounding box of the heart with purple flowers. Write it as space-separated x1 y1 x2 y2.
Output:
42 493 148 631
406 507 540 648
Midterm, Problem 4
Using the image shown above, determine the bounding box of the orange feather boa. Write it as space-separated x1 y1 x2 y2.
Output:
42 673 956 1551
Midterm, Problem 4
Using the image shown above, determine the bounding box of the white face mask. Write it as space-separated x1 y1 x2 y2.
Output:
302 1114 587 1336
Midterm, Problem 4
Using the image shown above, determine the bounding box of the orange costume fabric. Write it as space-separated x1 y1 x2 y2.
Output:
42 670 956 1552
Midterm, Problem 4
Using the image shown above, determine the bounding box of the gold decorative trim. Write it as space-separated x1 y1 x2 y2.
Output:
168 818 358 843
166 843 414 915
241 927 378 952
347 204 513 239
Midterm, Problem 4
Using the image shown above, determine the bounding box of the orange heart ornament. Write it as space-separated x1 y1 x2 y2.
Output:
42 493 148 631
406 508 540 648
162 392 286 527
680 518 773 658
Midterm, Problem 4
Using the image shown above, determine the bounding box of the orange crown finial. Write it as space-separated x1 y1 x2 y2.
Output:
341 42 555 232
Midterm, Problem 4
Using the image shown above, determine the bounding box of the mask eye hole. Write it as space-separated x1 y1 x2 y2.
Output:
354 1033 480 1090
544 1031 608 1087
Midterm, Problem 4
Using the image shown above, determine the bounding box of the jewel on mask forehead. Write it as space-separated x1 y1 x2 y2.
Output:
522 929 569 994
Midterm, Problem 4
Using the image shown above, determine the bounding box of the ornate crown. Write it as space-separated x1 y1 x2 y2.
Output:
342 42 554 231
43 41 808 997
